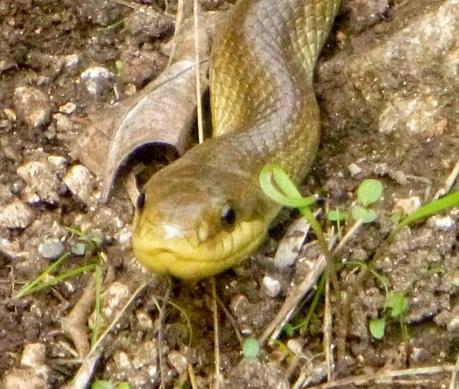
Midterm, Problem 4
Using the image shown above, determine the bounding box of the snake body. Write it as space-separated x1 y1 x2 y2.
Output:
132 0 341 279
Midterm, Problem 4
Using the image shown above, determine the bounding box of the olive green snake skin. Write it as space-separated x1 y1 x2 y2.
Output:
132 0 341 279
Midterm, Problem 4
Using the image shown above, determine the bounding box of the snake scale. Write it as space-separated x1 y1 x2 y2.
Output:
132 0 341 279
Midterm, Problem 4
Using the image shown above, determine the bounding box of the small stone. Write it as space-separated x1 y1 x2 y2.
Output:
262 275 281 298
38 239 65 260
21 343 46 368
0 238 22 259
102 282 130 320
81 66 113 95
136 310 154 331
13 86 51 129
47 155 67 172
17 161 61 204
167 351 188 375
70 242 86 256
63 54 80 72
393 196 421 216
63 165 95 204
58 102 76 114
0 201 34 229
286 339 302 355
3 108 17 121
428 215 455 231
348 162 362 176
54 113 74 133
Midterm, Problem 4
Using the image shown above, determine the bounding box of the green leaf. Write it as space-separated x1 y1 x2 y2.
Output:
117 383 130 389
259 164 317 208
283 323 295 337
327 209 348 222
242 337 260 360
357 179 384 207
369 318 385 339
92 380 115 389
387 292 408 318
351 206 377 223
397 191 459 229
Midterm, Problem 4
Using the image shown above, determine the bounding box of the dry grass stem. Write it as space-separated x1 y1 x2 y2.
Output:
193 0 204 144
308 365 455 389
323 277 333 381
64 280 153 389
211 277 221 389
158 280 172 389
217 296 244 347
434 158 459 199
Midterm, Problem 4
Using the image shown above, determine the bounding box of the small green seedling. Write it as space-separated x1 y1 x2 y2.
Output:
351 179 384 224
395 191 459 231
91 380 130 389
242 337 260 360
369 291 408 340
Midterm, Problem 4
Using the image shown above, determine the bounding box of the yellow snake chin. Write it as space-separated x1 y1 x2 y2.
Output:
132 218 267 280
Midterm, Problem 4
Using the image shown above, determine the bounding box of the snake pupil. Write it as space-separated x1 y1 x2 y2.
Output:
136 192 146 210
221 206 236 229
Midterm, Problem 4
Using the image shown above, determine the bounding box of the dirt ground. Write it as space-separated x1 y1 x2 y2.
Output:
1 0 458 388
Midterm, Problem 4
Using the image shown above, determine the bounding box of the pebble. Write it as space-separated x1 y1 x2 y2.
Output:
20 343 46 368
167 351 188 375
63 54 80 72
102 282 130 320
53 113 74 133
393 196 421 216
63 165 95 204
262 275 282 298
47 155 67 173
13 86 51 129
17 161 62 204
80 66 113 95
0 200 34 229
348 162 362 176
70 242 86 256
428 215 455 231
38 239 65 260
58 102 77 114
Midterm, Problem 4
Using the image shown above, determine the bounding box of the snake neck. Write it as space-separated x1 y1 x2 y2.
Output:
210 0 341 137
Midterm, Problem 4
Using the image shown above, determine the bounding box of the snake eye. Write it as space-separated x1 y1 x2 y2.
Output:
220 205 236 230
136 192 146 210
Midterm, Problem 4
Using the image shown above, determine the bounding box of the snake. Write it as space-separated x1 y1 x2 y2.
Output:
132 0 341 280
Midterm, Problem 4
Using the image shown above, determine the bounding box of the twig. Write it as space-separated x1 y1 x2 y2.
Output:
193 0 204 144
449 351 459 389
259 251 325 346
434 158 459 199
64 279 153 389
211 277 221 389
332 219 363 255
308 365 455 389
166 0 185 67
217 296 244 347
188 364 198 389
323 276 333 381
158 279 172 389
61 276 96 358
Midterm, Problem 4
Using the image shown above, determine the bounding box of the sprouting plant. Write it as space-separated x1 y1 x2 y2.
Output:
393 191 459 233
369 292 408 340
15 227 106 347
242 337 261 360
91 380 130 389
350 178 384 223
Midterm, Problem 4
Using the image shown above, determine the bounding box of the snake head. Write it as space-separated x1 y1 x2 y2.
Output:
132 155 273 280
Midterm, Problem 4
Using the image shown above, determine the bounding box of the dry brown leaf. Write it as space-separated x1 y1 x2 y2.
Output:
68 13 218 201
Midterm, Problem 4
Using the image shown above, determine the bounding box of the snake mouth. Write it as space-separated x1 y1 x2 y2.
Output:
132 220 267 280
